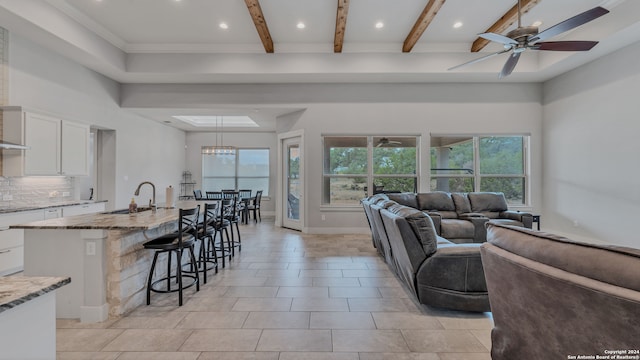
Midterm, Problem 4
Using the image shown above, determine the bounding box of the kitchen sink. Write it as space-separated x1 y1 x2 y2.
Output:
103 207 153 215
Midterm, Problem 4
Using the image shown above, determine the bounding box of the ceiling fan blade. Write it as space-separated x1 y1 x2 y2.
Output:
530 6 609 43
478 32 518 46
499 52 521 78
448 49 510 71
532 41 599 51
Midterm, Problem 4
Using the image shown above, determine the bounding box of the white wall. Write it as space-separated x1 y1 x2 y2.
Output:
122 82 544 233
8 33 186 208
542 40 640 248
186 131 277 214
284 97 543 233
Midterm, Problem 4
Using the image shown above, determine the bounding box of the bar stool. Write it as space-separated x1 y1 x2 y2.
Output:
186 203 219 284
205 201 233 268
143 206 200 306
222 192 242 255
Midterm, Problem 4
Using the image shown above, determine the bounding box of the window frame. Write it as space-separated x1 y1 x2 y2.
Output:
322 135 420 207
430 134 530 206
202 147 270 195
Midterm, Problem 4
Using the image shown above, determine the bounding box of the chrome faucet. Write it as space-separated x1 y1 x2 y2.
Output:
134 181 156 208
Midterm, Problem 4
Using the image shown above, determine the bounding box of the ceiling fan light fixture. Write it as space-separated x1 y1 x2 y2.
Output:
449 2 609 78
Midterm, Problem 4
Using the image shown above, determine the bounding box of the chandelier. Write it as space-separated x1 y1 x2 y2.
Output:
201 116 236 155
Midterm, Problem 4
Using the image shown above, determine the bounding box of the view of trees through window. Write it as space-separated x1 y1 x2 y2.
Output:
430 136 527 205
323 136 418 205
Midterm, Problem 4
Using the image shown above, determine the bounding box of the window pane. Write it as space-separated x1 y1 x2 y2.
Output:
480 177 525 205
479 137 523 175
202 177 235 192
203 153 235 177
430 137 473 175
238 149 269 177
324 137 368 175
326 177 367 205
238 178 269 196
373 145 416 175
430 177 474 193
373 177 417 193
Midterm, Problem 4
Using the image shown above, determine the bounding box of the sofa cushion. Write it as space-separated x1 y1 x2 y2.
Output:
417 192 455 211
440 219 475 240
385 204 437 257
451 192 472 214
386 192 418 209
468 192 508 215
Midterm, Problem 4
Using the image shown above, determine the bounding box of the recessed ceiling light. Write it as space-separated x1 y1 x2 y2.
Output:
296 22 306 29
532 20 543 27
219 22 229 30
375 21 384 29
453 21 463 29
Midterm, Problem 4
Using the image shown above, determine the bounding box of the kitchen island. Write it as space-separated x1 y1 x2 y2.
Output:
11 202 199 323
0 276 70 359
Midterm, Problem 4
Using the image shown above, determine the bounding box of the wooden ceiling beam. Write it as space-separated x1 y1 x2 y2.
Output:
244 0 274 53
403 0 447 53
334 0 350 53
471 0 541 52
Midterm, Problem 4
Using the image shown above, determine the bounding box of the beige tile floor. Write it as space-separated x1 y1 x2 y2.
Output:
56 220 493 360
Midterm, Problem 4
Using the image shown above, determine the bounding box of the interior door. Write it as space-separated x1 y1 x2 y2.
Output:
282 136 303 231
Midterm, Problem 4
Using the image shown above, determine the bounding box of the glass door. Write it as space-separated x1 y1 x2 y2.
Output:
282 136 303 230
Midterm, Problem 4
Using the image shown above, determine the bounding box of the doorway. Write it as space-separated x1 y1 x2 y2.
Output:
278 131 304 231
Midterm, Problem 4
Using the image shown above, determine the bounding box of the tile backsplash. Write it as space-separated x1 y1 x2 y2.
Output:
0 176 74 208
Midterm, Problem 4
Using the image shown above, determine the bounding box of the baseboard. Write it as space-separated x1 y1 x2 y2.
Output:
80 303 109 323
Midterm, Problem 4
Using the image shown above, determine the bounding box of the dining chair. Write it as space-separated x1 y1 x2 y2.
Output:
206 191 222 200
247 190 263 223
238 190 252 223
193 189 203 200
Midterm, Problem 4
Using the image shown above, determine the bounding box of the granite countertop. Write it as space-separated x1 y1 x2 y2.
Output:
0 276 71 314
0 200 108 214
10 200 200 230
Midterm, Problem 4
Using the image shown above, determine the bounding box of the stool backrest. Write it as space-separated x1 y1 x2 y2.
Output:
179 206 200 246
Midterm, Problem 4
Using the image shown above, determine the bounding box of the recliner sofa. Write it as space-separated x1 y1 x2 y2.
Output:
386 191 532 243
482 223 640 359
362 195 490 312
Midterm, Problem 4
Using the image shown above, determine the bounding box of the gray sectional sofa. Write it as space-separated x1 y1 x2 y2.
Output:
386 191 533 243
361 191 532 312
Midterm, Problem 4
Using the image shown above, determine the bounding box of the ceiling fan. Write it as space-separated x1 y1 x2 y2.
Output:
376 137 402 147
449 1 609 78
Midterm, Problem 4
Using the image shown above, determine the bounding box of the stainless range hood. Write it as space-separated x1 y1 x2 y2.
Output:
0 141 29 150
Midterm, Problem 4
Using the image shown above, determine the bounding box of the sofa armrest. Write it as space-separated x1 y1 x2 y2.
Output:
458 213 490 243
500 211 534 229
418 243 487 292
425 211 442 235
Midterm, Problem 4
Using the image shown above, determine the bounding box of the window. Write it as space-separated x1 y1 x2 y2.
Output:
202 148 269 195
323 136 418 205
430 135 528 205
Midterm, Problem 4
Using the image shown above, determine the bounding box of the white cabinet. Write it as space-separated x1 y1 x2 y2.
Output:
2 107 90 176
0 210 44 276
62 202 105 217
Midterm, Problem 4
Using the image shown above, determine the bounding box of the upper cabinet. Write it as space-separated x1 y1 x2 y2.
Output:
2 107 90 176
